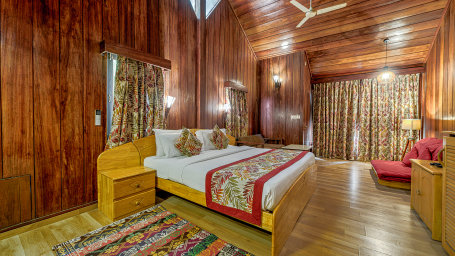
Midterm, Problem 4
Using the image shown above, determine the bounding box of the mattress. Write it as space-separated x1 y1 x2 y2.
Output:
144 145 315 211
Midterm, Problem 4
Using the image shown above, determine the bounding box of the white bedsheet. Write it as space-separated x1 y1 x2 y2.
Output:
144 146 315 211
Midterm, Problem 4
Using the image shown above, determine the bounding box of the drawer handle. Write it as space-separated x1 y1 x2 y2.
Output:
417 189 422 195
135 184 141 189
135 201 141 206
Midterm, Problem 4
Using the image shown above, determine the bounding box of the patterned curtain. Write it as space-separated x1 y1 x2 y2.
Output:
106 56 165 149
358 74 420 161
313 74 419 161
226 87 248 138
313 80 361 160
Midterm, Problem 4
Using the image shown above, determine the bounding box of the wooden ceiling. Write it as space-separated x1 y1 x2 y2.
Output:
228 0 449 77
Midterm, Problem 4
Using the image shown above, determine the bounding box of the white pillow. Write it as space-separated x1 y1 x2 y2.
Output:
159 133 184 158
195 129 228 151
153 129 181 157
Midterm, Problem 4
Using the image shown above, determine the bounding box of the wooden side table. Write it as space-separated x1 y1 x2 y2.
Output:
98 166 156 221
411 159 443 241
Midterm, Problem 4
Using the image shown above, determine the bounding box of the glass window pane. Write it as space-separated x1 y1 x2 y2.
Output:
206 0 220 17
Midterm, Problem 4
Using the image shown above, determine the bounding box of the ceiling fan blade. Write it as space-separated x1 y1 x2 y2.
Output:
316 3 347 15
290 0 309 13
296 16 310 28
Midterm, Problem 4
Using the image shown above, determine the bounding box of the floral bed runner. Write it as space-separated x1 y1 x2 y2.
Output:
53 204 253 256
206 149 308 226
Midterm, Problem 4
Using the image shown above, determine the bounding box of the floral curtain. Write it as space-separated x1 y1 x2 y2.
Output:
357 74 420 161
105 56 165 149
313 74 420 161
226 87 248 138
313 80 361 160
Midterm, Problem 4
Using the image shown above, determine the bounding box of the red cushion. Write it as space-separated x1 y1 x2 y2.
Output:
431 145 444 161
415 142 432 160
426 140 444 161
371 160 411 183
402 147 418 167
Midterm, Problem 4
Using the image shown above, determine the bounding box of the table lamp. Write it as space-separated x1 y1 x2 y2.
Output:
401 119 421 160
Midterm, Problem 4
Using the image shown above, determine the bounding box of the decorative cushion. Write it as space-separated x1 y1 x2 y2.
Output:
174 128 190 156
431 145 444 161
415 140 433 161
210 125 229 150
183 132 202 156
372 160 411 183
425 138 444 161
402 147 418 167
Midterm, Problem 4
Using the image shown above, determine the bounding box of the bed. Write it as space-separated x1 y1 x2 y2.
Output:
97 130 317 256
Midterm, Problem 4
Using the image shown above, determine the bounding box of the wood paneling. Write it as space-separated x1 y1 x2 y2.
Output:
33 0 61 218
258 51 312 145
60 0 85 211
160 0 198 129
0 176 31 229
0 0 34 179
423 0 455 138
0 0 259 230
201 0 258 134
83 0 105 203
228 0 448 76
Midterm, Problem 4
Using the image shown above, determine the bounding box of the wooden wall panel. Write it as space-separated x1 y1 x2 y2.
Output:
0 176 31 229
160 0 198 129
60 0 85 211
258 51 312 145
33 0 61 218
203 0 258 134
83 0 105 204
0 0 34 179
423 0 455 138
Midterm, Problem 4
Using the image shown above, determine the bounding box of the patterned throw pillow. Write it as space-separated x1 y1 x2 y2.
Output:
174 128 190 156
183 132 202 156
210 125 229 150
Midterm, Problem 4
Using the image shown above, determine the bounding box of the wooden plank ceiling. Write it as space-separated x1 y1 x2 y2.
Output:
228 0 449 77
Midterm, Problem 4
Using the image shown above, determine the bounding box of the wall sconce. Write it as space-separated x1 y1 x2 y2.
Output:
273 75 282 89
165 96 175 118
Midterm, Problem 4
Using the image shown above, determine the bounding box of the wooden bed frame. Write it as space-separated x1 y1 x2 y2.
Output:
97 130 317 256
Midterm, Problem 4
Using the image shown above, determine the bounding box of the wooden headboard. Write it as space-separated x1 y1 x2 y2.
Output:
97 130 236 172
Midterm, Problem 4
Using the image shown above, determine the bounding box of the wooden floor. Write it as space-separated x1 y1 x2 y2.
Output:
0 159 447 256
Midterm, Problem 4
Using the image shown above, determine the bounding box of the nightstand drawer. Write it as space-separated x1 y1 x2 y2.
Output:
113 172 155 199
113 189 155 218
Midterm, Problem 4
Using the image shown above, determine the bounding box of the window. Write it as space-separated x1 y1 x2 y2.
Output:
189 0 197 15
206 0 220 17
188 0 220 18
106 54 117 139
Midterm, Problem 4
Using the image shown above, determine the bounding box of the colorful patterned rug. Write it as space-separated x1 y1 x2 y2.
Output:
52 204 253 256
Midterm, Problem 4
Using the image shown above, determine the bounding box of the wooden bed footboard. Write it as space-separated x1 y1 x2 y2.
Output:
271 164 317 255
157 163 317 256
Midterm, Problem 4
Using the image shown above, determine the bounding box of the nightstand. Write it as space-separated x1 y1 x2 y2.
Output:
98 166 156 221
411 159 443 241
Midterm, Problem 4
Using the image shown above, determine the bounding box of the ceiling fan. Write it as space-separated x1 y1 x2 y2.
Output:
290 0 347 28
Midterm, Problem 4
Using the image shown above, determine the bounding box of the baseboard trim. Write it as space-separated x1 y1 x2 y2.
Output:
0 202 97 240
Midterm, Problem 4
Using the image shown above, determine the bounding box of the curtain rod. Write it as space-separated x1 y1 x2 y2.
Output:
100 41 172 71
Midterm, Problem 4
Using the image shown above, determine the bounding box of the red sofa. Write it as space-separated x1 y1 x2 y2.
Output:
371 138 443 189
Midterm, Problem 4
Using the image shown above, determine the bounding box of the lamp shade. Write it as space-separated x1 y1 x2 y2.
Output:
402 119 421 131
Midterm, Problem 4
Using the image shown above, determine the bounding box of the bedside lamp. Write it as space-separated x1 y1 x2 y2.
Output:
400 119 421 160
